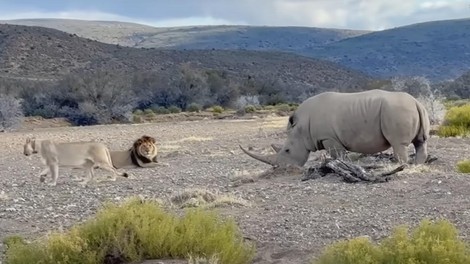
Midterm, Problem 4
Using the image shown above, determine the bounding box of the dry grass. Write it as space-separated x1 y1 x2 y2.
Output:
169 136 214 144
170 188 251 209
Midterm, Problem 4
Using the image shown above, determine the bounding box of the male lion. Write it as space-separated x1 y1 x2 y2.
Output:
109 135 162 169
23 137 129 186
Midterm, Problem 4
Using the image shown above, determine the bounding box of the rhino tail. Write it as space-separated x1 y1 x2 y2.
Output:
416 101 430 142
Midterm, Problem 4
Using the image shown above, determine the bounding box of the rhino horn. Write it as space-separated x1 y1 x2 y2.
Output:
239 145 278 166
271 143 282 153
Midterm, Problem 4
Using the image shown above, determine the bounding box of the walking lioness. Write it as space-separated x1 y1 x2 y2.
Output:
23 137 129 186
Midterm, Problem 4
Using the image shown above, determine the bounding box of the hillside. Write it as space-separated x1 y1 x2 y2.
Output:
0 18 371 51
300 18 470 82
3 18 470 82
0 23 375 93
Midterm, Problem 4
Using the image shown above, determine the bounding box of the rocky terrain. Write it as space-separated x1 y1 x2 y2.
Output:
0 23 374 95
3 18 470 82
1 116 470 263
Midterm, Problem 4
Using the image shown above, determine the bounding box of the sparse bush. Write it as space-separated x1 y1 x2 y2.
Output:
4 197 255 264
149 105 169 115
314 219 470 264
0 94 24 131
212 105 224 114
187 103 202 113
143 108 154 115
244 105 256 113
457 160 470 173
132 115 144 123
168 105 182 113
438 104 470 137
133 109 143 115
437 125 468 137
275 103 291 113
263 105 275 111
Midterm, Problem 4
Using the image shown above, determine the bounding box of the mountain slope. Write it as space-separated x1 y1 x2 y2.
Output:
0 23 375 94
3 18 469 82
0 18 371 50
301 18 470 82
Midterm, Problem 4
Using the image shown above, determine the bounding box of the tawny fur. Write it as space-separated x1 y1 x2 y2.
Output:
23 137 128 186
109 135 161 169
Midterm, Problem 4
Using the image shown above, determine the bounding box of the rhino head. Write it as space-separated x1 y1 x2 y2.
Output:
240 114 310 167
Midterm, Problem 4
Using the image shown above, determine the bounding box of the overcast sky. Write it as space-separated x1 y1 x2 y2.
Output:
0 0 469 30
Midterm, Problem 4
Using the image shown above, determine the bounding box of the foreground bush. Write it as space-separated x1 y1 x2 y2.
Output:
4 197 255 264
438 104 470 137
457 160 470 173
314 219 470 264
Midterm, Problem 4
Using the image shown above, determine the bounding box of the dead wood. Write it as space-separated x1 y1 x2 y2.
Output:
302 158 406 183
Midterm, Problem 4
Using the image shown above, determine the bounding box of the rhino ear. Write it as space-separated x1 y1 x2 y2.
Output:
288 114 297 128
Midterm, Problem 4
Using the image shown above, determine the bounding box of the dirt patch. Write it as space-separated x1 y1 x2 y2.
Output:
1 118 470 264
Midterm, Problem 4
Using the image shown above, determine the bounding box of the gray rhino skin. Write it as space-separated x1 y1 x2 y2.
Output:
240 89 430 167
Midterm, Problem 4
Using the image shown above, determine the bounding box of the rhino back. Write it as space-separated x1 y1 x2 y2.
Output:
299 89 412 153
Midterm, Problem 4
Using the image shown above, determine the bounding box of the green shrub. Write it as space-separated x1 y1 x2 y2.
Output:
187 103 202 113
143 108 154 115
263 105 275 111
457 160 470 173
4 197 255 264
168 105 182 114
437 104 470 137
275 103 291 112
437 125 468 137
151 106 170 115
314 219 470 264
212 105 224 114
133 109 143 115
444 104 470 127
244 105 256 113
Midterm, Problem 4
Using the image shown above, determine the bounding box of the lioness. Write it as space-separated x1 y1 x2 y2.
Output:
23 137 129 186
110 135 162 169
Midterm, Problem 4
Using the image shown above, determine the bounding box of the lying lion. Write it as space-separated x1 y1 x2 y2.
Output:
23 137 129 186
109 135 164 169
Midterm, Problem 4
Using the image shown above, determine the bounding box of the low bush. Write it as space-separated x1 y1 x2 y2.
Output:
168 105 182 114
437 125 468 137
4 197 255 264
457 160 470 173
212 105 224 114
438 104 470 137
143 108 154 115
244 105 256 113
314 219 470 264
187 103 202 113
0 94 24 131
275 103 291 113
133 109 143 115
151 106 171 115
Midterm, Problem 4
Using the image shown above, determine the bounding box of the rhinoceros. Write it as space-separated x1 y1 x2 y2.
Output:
240 89 430 167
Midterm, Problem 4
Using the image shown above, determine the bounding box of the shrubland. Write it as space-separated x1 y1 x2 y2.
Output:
3 197 255 264
313 219 470 264
0 70 467 128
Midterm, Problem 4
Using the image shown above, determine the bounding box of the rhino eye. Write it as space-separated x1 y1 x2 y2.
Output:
285 149 290 153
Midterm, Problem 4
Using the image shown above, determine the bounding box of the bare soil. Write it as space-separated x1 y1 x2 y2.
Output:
1 116 470 264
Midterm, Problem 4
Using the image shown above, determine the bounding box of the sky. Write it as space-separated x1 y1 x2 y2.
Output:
0 0 468 31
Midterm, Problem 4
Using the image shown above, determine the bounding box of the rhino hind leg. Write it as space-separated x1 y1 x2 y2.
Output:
391 143 409 164
413 140 428 164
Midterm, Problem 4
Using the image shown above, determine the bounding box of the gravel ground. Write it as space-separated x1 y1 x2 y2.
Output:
1 116 470 264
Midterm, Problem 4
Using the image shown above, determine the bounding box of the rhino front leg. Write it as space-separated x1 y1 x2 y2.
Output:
322 139 347 160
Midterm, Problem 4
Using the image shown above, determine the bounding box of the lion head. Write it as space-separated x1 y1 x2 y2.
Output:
132 135 158 163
